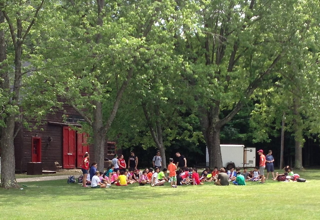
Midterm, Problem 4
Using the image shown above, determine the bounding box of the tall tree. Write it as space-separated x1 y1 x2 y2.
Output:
40 0 181 169
0 0 45 188
249 0 320 169
177 0 317 168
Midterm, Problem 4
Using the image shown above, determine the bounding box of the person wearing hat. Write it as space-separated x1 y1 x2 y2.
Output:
257 149 266 183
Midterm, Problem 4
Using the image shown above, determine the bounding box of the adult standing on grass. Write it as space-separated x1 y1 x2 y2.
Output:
266 150 275 180
112 154 119 172
257 149 266 183
152 151 162 169
128 151 138 171
81 153 90 187
176 152 187 168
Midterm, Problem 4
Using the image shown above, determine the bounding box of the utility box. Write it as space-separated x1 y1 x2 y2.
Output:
206 145 256 168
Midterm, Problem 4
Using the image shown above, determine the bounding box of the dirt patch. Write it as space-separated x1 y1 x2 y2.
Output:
55 169 83 175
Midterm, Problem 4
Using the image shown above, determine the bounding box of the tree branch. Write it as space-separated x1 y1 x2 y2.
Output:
218 53 283 127
104 67 134 133
2 11 16 49
22 0 45 43
142 102 161 148
71 104 93 126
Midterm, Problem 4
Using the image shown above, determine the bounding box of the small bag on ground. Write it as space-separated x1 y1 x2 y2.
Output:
67 175 76 184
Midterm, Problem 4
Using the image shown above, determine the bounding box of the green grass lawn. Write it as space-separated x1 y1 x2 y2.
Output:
1 169 320 220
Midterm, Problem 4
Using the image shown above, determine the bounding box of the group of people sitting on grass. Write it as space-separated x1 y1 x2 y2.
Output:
82 154 301 188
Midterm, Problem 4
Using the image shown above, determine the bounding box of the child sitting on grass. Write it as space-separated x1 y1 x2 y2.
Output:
227 167 237 181
125 170 135 184
132 169 140 182
104 165 114 179
192 168 202 185
211 167 219 182
91 171 106 188
111 170 119 184
180 168 190 185
151 167 166 186
241 168 250 181
233 169 246 185
249 167 260 181
116 170 128 186
139 170 149 186
200 168 209 182
158 168 168 182
147 168 153 182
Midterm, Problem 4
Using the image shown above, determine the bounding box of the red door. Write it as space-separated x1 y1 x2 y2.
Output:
76 132 89 168
31 137 42 162
63 127 76 168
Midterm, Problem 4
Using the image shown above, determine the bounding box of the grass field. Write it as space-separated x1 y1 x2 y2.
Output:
1 169 320 220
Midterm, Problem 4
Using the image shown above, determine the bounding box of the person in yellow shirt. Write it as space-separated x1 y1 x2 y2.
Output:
116 170 127 186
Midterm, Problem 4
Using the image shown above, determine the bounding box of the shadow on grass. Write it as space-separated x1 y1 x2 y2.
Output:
0 179 181 206
0 169 319 209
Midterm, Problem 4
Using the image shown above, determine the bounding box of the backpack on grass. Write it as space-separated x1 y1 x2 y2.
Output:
297 178 306 182
78 175 83 183
67 175 76 184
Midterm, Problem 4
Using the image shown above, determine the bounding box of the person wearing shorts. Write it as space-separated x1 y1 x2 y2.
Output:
167 158 177 188
257 149 266 183
266 150 275 180
81 153 90 187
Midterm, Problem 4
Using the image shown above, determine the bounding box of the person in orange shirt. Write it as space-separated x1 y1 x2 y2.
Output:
147 168 153 182
257 149 266 184
167 158 177 188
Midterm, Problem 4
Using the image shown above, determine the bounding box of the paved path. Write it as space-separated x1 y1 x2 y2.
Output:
16 175 71 183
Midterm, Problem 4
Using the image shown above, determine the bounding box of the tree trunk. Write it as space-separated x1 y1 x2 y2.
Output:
294 138 303 169
92 101 105 170
280 112 285 169
1 115 18 188
207 126 223 169
158 144 167 169
0 10 7 154
142 103 167 168
293 98 303 169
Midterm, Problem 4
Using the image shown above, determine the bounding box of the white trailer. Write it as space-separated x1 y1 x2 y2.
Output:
206 145 256 168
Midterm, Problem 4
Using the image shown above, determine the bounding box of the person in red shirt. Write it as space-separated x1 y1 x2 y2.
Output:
117 154 126 171
257 149 266 183
192 168 202 185
211 167 220 182
81 153 90 187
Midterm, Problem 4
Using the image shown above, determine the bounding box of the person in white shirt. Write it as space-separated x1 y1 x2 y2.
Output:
151 167 165 186
152 151 162 168
91 171 106 188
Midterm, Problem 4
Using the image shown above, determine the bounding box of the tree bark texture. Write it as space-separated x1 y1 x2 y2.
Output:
92 101 105 170
200 106 223 169
1 115 18 188
293 98 303 169
280 112 285 169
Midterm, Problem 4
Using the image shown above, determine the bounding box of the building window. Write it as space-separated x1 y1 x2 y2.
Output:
107 142 116 155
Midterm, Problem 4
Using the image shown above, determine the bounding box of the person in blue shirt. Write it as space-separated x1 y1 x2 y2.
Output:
266 150 275 180
89 162 97 181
